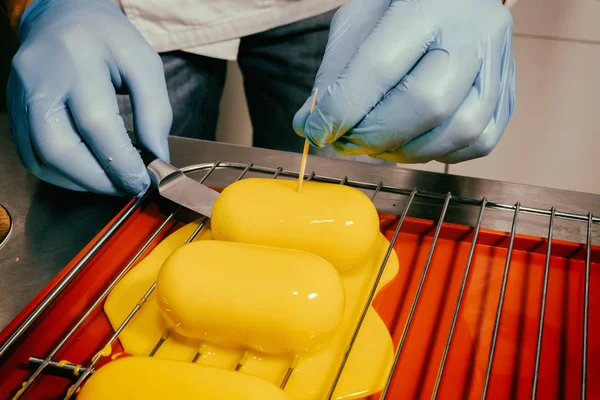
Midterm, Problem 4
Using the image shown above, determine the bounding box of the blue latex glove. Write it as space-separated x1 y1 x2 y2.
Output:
7 0 172 196
293 0 516 164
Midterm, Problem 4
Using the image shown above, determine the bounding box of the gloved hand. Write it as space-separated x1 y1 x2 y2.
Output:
293 0 516 164
7 0 172 196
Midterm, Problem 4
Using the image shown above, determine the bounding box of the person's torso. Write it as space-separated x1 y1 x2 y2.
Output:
114 0 345 59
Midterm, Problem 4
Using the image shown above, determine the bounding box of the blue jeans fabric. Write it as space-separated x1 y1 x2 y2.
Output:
117 9 392 166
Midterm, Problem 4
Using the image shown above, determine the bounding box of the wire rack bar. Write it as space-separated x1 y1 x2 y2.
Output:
581 213 593 400
531 208 556 399
28 357 88 376
431 198 488 399
148 334 168 357
481 203 521 399
371 182 384 202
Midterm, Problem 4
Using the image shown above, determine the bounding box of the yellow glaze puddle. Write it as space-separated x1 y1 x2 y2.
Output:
77 356 290 400
103 220 398 399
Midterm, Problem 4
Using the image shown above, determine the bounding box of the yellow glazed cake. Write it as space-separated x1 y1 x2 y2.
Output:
156 240 345 354
211 178 380 272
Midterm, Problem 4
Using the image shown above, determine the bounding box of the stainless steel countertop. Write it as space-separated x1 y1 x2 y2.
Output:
1 113 598 332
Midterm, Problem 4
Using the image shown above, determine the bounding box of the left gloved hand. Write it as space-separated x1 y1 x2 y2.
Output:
293 0 516 164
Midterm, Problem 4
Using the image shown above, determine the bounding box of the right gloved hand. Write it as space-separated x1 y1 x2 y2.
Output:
7 0 172 197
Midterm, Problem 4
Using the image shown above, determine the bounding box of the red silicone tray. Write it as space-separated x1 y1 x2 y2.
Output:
0 191 599 399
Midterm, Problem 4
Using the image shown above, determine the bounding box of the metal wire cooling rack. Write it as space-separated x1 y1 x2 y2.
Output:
1 161 597 399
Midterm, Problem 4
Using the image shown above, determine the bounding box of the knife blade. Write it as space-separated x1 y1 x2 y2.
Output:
137 147 219 217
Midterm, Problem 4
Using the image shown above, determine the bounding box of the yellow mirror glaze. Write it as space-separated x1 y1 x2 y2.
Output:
103 221 399 400
210 178 380 272
156 240 346 354
103 221 214 355
77 356 290 400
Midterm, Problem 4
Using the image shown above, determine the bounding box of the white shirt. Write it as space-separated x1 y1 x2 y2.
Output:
113 0 519 60
114 0 346 60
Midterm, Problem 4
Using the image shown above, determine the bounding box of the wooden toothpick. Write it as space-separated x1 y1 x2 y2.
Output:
297 89 318 193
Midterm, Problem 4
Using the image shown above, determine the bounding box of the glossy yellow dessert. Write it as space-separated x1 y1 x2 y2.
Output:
77 356 290 400
156 240 345 354
103 221 398 399
210 178 380 271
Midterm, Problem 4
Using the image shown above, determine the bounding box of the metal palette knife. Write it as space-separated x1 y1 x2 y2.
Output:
138 148 219 217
